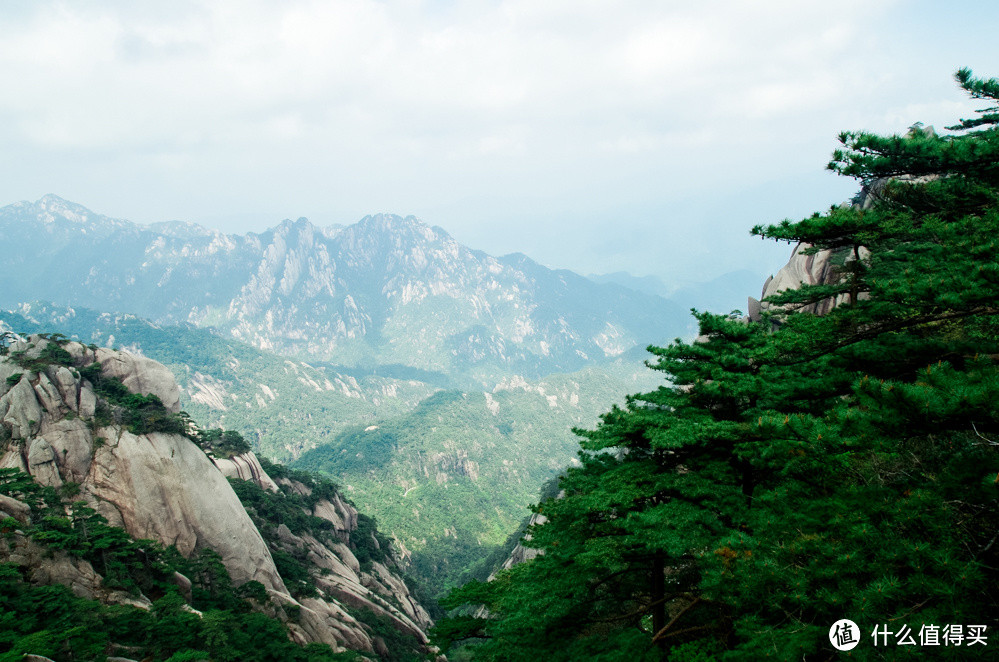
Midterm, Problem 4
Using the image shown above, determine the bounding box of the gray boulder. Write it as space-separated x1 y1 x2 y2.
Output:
94 347 182 412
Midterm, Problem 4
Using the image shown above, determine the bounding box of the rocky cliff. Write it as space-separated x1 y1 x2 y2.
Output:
0 334 431 656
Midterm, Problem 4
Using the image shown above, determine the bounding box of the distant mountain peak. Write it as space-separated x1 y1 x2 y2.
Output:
349 213 455 247
356 213 427 231
35 193 97 219
143 219 219 240
272 216 317 234
0 195 690 376
2 194 136 235
37 193 73 206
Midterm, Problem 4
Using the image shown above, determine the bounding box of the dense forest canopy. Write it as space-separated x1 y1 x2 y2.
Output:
436 69 999 660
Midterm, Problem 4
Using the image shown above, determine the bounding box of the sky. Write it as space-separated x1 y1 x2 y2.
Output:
1 0 996 289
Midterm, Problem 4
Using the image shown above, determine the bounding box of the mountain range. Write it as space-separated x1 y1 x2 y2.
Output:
0 302 660 593
1 195 692 382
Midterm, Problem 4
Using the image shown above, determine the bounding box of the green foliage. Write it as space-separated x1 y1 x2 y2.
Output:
438 69 999 659
351 608 425 662
0 467 55 508
316 424 399 474
452 477 563 589
258 456 336 496
225 458 428 650
294 365 656 595
226 472 345 599
165 650 212 662
4 373 21 387
352 513 393 571
8 338 74 372
81 361 189 436
227 477 335 541
1 470 190 598
197 427 252 457
0 331 16 355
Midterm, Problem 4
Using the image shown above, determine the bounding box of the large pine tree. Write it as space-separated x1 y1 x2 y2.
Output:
436 69 999 660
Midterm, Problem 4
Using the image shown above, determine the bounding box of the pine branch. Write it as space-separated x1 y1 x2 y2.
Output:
971 421 999 446
650 596 702 643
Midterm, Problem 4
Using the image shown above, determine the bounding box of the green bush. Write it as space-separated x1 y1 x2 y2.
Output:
81 362 188 436
9 341 75 372
197 428 251 457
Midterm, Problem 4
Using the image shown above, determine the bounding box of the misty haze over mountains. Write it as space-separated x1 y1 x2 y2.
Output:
0 194 759 381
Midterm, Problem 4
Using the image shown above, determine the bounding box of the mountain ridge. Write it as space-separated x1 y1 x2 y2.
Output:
0 195 689 381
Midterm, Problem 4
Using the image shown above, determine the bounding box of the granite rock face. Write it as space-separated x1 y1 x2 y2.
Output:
747 185 879 322
213 451 280 492
93 347 182 413
86 428 286 591
0 336 431 654
492 512 547 578
748 242 870 321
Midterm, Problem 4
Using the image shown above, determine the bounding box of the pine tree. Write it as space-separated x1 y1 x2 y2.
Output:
436 69 999 660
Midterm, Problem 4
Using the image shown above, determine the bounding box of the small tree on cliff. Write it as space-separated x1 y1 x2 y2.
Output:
435 69 999 660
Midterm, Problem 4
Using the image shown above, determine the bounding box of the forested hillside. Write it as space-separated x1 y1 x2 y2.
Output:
437 69 999 659
295 360 657 593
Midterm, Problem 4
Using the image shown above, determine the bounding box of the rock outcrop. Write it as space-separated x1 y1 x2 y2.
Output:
93 347 182 413
747 184 881 323
490 512 546 579
86 428 285 591
213 451 280 492
747 242 869 321
0 528 149 610
0 336 431 655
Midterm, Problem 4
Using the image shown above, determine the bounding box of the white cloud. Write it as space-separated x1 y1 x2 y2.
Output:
0 0 994 283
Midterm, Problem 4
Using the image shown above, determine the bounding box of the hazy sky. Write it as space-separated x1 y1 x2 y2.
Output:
1 0 995 288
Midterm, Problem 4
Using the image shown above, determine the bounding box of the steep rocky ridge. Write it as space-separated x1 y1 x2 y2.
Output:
0 335 431 655
0 195 687 380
